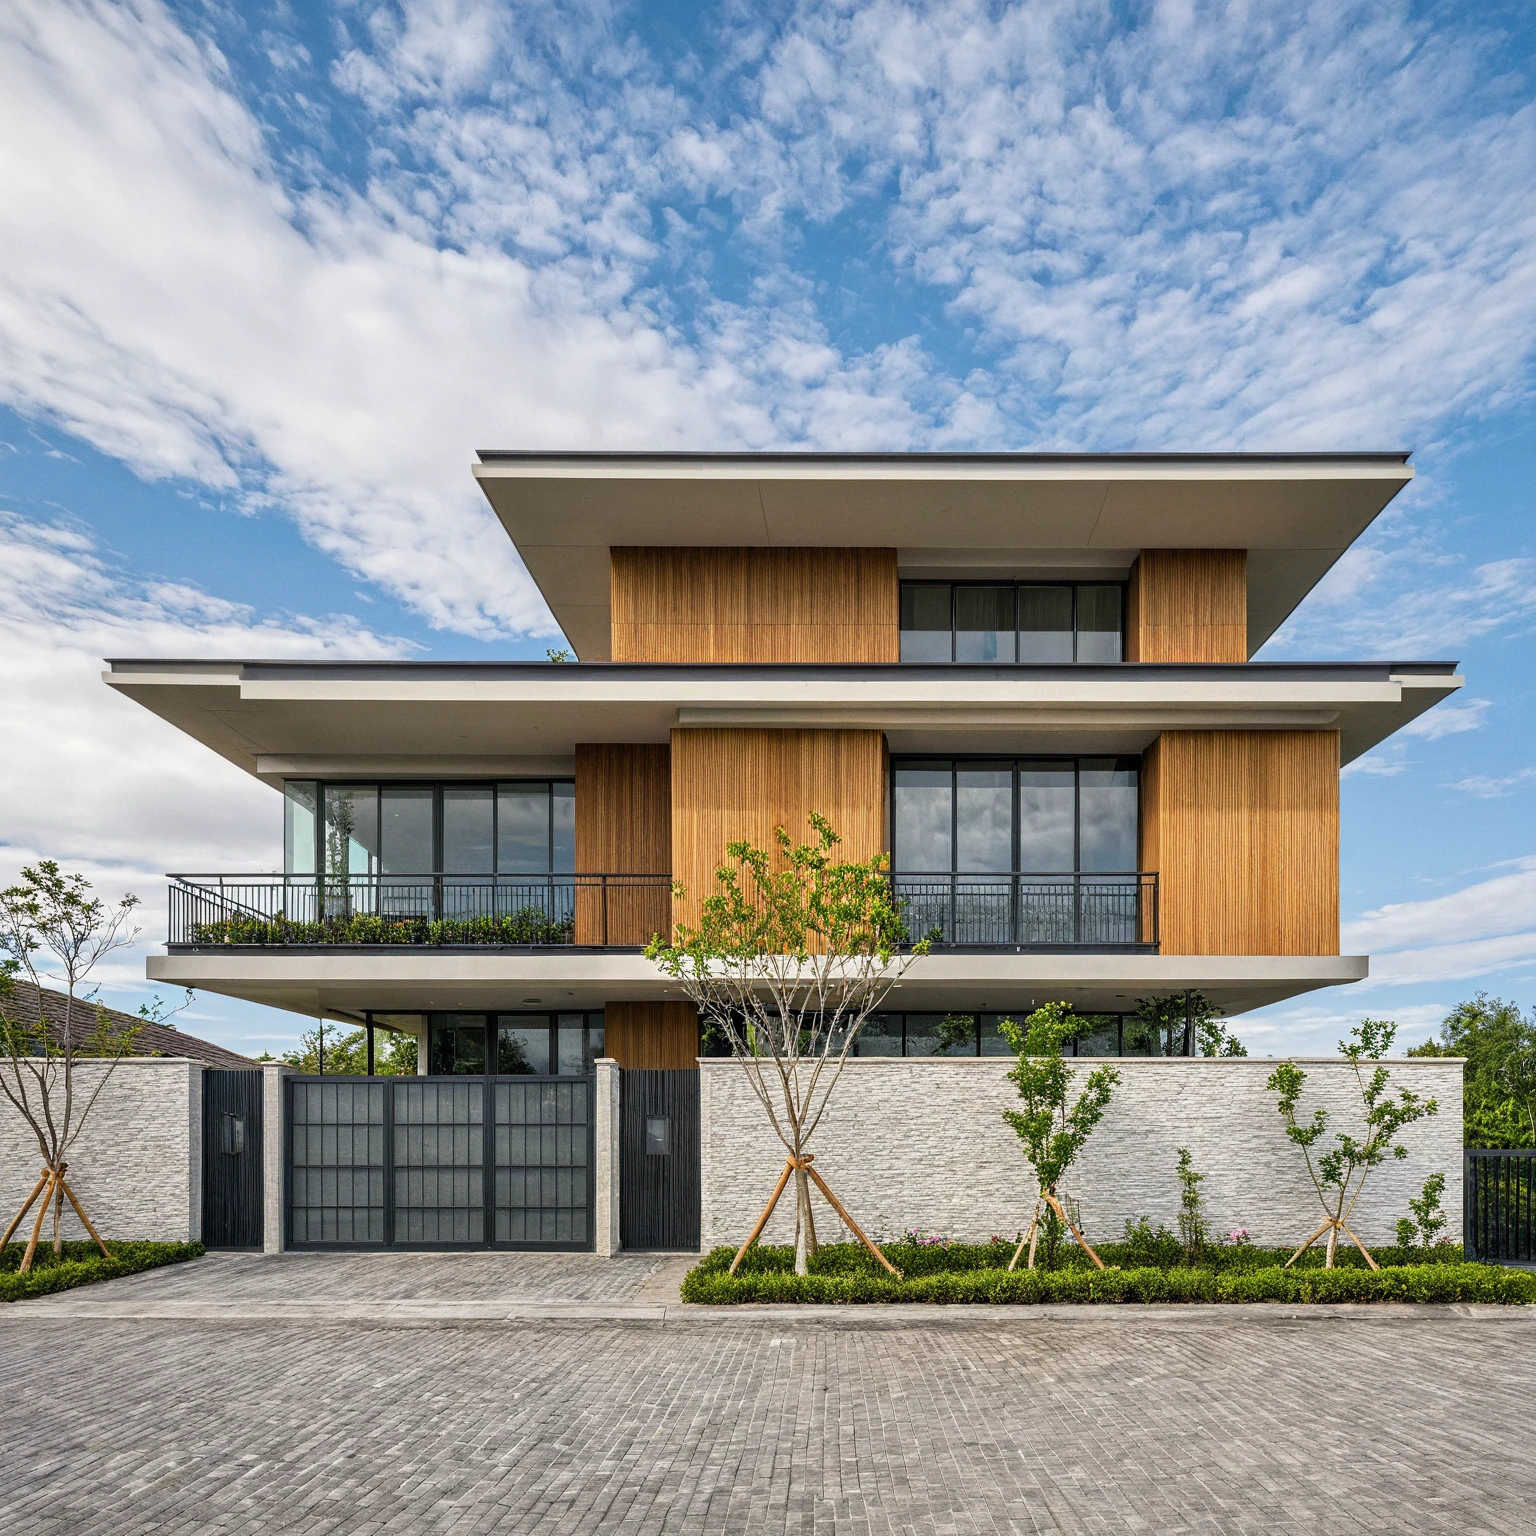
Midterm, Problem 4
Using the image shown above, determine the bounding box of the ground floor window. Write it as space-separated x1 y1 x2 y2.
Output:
852 1011 1194 1058
427 1012 606 1075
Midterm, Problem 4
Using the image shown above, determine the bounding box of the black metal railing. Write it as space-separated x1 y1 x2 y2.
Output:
890 871 1158 949
168 873 672 948
1465 1149 1536 1265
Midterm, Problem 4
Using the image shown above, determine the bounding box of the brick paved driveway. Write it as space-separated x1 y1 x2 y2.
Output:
2 1253 1532 1534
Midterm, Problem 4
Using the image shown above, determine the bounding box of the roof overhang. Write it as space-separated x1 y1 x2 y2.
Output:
472 451 1416 659
104 660 1462 773
147 949 1369 1021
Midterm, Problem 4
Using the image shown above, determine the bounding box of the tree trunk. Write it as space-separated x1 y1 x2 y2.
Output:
51 1176 64 1256
793 1167 817 1276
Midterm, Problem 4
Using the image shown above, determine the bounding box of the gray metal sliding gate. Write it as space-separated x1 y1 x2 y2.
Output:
286 1075 594 1250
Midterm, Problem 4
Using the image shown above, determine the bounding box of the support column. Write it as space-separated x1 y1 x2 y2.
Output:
594 1057 622 1257
262 1063 289 1255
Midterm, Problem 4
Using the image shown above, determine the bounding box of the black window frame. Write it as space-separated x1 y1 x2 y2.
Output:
899 579 1127 664
426 1010 608 1077
846 1011 1191 1058
889 754 1141 875
283 779 575 876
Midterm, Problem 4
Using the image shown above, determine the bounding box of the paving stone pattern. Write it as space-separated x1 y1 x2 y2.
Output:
3 1282 1532 1532
701 1056 1466 1249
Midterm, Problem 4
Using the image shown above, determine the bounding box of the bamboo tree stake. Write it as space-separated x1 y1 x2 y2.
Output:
54 1162 110 1258
1007 1187 1106 1272
1285 1216 1379 1272
0 1167 52 1255
729 1158 797 1275
1008 1200 1043 1272
20 1168 59 1275
730 1154 903 1279
801 1160 902 1278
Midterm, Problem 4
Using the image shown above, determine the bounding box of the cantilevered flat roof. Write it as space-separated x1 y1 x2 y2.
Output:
104 658 1460 780
472 451 1415 660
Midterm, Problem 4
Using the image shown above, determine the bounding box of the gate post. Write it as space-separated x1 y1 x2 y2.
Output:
263 1063 291 1255
595 1058 621 1257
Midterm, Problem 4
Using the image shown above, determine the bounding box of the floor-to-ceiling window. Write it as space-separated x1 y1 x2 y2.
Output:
427 1012 607 1075
851 1011 1190 1058
899 582 1125 663
891 757 1143 945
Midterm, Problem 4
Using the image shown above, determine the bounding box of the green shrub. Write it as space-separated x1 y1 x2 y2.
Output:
191 907 574 946
679 1240 1531 1306
0 1240 203 1302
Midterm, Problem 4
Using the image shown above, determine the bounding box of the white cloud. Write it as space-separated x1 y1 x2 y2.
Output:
1341 753 1408 780
1401 697 1491 739
1450 767 1536 798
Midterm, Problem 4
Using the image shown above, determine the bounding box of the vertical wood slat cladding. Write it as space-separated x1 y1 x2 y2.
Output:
1140 730 1339 955
1126 550 1248 662
669 728 888 933
609 548 899 662
573 744 670 945
604 1002 700 1070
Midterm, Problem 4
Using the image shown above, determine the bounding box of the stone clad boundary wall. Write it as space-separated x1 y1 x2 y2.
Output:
0 1059 203 1243
699 1057 1465 1251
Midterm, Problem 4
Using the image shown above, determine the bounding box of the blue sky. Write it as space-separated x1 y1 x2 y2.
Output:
0 0 1533 1056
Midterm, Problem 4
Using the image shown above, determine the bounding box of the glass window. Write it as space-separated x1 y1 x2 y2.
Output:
498 1020 550 1075
283 782 317 875
1018 762 1076 872
556 1015 586 1075
1074 1016 1121 1056
980 1015 1015 1056
900 584 953 662
552 782 575 874
323 785 379 876
956 765 1012 871
1120 1015 1157 1057
380 786 434 874
586 1021 606 1067
905 1013 978 1057
1076 585 1124 662
442 786 495 873
955 586 1015 663
1078 759 1139 872
893 763 953 871
498 783 551 873
854 1014 903 1056
1017 586 1074 663
431 1016 486 1074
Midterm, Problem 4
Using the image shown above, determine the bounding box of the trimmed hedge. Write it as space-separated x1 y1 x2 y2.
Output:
191 908 573 947
680 1241 1536 1306
0 1240 204 1303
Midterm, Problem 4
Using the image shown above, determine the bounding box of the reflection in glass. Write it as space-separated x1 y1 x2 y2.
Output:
557 1015 585 1075
980 1015 1015 1056
586 1022 605 1068
906 1013 978 1056
1120 1015 1157 1057
893 765 953 871
284 781 318 875
497 783 550 873
1017 762 1075 871
1017 585 1075 662
1074 1016 1121 1056
324 785 379 876
552 782 575 873
1078 760 1139 871
956 767 1012 871
855 1014 903 1056
380 786 434 873
955 586 1015 663
900 583 953 662
499 1022 549 1075
442 786 495 873
1076 585 1124 662
432 1016 486 1074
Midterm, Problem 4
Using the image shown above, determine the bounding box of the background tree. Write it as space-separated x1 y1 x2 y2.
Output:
0 863 144 1271
281 1024 418 1075
647 814 932 1277
1268 1017 1438 1269
1129 990 1246 1056
998 1002 1120 1270
1409 993 1536 1147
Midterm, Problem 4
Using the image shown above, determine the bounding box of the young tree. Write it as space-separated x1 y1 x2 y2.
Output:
647 814 932 1277
1396 1171 1448 1253
1174 1147 1208 1261
998 1003 1120 1271
1129 990 1247 1056
1267 1017 1439 1269
0 863 146 1271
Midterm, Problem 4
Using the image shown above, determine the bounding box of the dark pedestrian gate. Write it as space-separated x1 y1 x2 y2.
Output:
621 1070 701 1251
1465 1149 1536 1264
202 1069 265 1249
285 1075 594 1250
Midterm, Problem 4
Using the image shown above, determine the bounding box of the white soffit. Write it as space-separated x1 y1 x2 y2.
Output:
472 452 1415 659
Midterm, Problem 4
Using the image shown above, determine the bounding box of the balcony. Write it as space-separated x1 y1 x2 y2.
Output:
169 870 1158 953
892 872 1158 952
168 873 672 949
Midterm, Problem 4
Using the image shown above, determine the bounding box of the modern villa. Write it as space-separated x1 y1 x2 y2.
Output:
104 452 1465 1253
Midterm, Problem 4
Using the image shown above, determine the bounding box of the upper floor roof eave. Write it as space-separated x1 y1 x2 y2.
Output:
470 449 1416 660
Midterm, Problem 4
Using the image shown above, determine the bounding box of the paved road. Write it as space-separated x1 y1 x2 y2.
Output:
2 1253 1532 1534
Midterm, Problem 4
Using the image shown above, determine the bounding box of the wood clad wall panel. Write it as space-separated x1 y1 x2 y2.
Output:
610 548 899 662
1127 550 1248 663
604 1002 700 1070
669 728 888 931
573 744 671 945
1140 730 1339 955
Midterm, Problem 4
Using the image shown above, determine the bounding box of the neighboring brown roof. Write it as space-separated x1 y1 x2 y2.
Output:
5 982 257 1069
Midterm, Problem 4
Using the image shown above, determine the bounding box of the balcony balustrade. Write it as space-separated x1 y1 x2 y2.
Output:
168 870 1158 952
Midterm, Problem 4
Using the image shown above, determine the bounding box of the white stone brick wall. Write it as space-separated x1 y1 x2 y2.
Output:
700 1056 1465 1251
0 1058 203 1243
